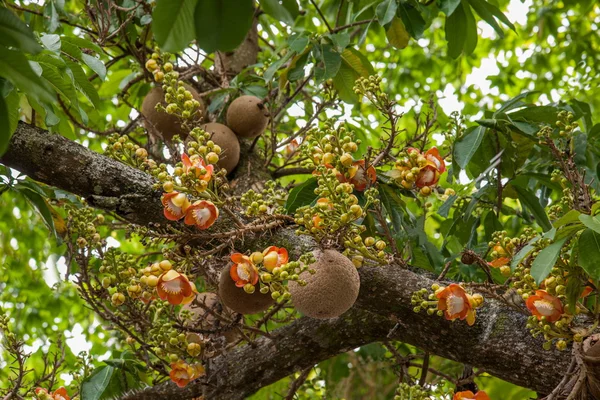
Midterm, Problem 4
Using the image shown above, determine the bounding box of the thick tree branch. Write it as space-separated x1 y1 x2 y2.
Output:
1 123 570 398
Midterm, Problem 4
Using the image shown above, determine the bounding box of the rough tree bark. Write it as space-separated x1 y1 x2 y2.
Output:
0 122 570 398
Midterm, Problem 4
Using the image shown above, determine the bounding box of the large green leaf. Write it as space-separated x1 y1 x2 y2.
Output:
153 0 198 52
466 0 514 38
530 237 568 284
0 7 42 54
259 0 299 24
397 2 425 39
333 48 374 103
440 0 462 15
453 126 485 169
579 214 600 235
376 0 397 26
386 17 409 49
445 1 467 58
314 44 342 82
507 105 560 123
285 177 318 213
511 185 551 232
194 0 254 53
578 229 600 280
0 49 54 103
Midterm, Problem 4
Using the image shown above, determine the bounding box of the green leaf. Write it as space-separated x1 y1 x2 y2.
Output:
376 0 397 26
438 194 457 218
194 0 254 53
17 187 58 240
0 49 54 103
494 91 539 116
579 214 600 235
453 125 485 169
287 50 310 81
530 237 568 284
285 177 318 213
385 17 409 49
0 95 10 156
578 229 600 280
553 209 581 229
507 105 560 124
462 1 478 55
512 185 552 232
314 44 341 82
65 59 100 107
80 366 116 400
41 34 61 52
0 7 42 54
61 36 103 55
397 2 426 39
439 0 462 15
82 54 107 81
44 1 60 33
332 48 374 103
466 0 510 38
288 33 309 53
153 0 198 52
260 0 297 24
379 183 407 235
445 2 466 58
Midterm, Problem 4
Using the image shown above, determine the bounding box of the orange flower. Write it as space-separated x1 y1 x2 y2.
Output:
35 387 70 400
415 164 440 188
157 270 194 305
285 139 299 156
312 214 324 229
262 246 289 271
230 253 259 287
424 147 445 173
346 160 376 191
184 200 219 229
162 192 191 221
182 153 214 183
169 361 205 388
526 290 564 322
436 284 476 326
453 390 490 400
581 281 594 298
316 197 334 210
488 257 511 268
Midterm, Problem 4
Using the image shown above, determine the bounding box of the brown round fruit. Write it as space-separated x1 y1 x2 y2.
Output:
200 122 240 173
288 249 360 319
226 95 269 139
218 266 274 314
141 86 205 142
180 292 239 343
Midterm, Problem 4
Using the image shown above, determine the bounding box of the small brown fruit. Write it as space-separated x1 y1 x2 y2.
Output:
199 123 240 173
141 86 205 142
180 292 238 343
288 249 360 319
218 266 274 314
226 95 269 138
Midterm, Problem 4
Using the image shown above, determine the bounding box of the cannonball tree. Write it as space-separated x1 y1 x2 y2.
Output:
0 0 599 399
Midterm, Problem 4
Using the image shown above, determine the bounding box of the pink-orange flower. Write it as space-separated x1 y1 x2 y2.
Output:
436 284 476 326
162 192 191 221
312 214 324 229
230 253 259 287
424 147 446 173
346 160 376 191
415 164 440 188
169 361 205 387
526 290 564 322
157 270 194 305
184 200 219 229
182 153 214 182
35 387 70 400
453 390 490 400
262 246 289 271
488 257 511 268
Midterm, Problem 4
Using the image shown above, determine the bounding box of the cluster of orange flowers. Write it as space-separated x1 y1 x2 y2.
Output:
454 390 490 400
161 154 219 229
230 246 288 289
391 147 446 193
35 388 70 400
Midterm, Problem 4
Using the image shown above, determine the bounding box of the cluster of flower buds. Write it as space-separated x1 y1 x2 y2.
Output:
302 125 376 192
393 383 430 400
230 247 314 300
145 51 202 121
485 230 526 276
241 181 287 216
390 147 446 196
105 133 153 170
353 75 389 105
412 283 483 326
